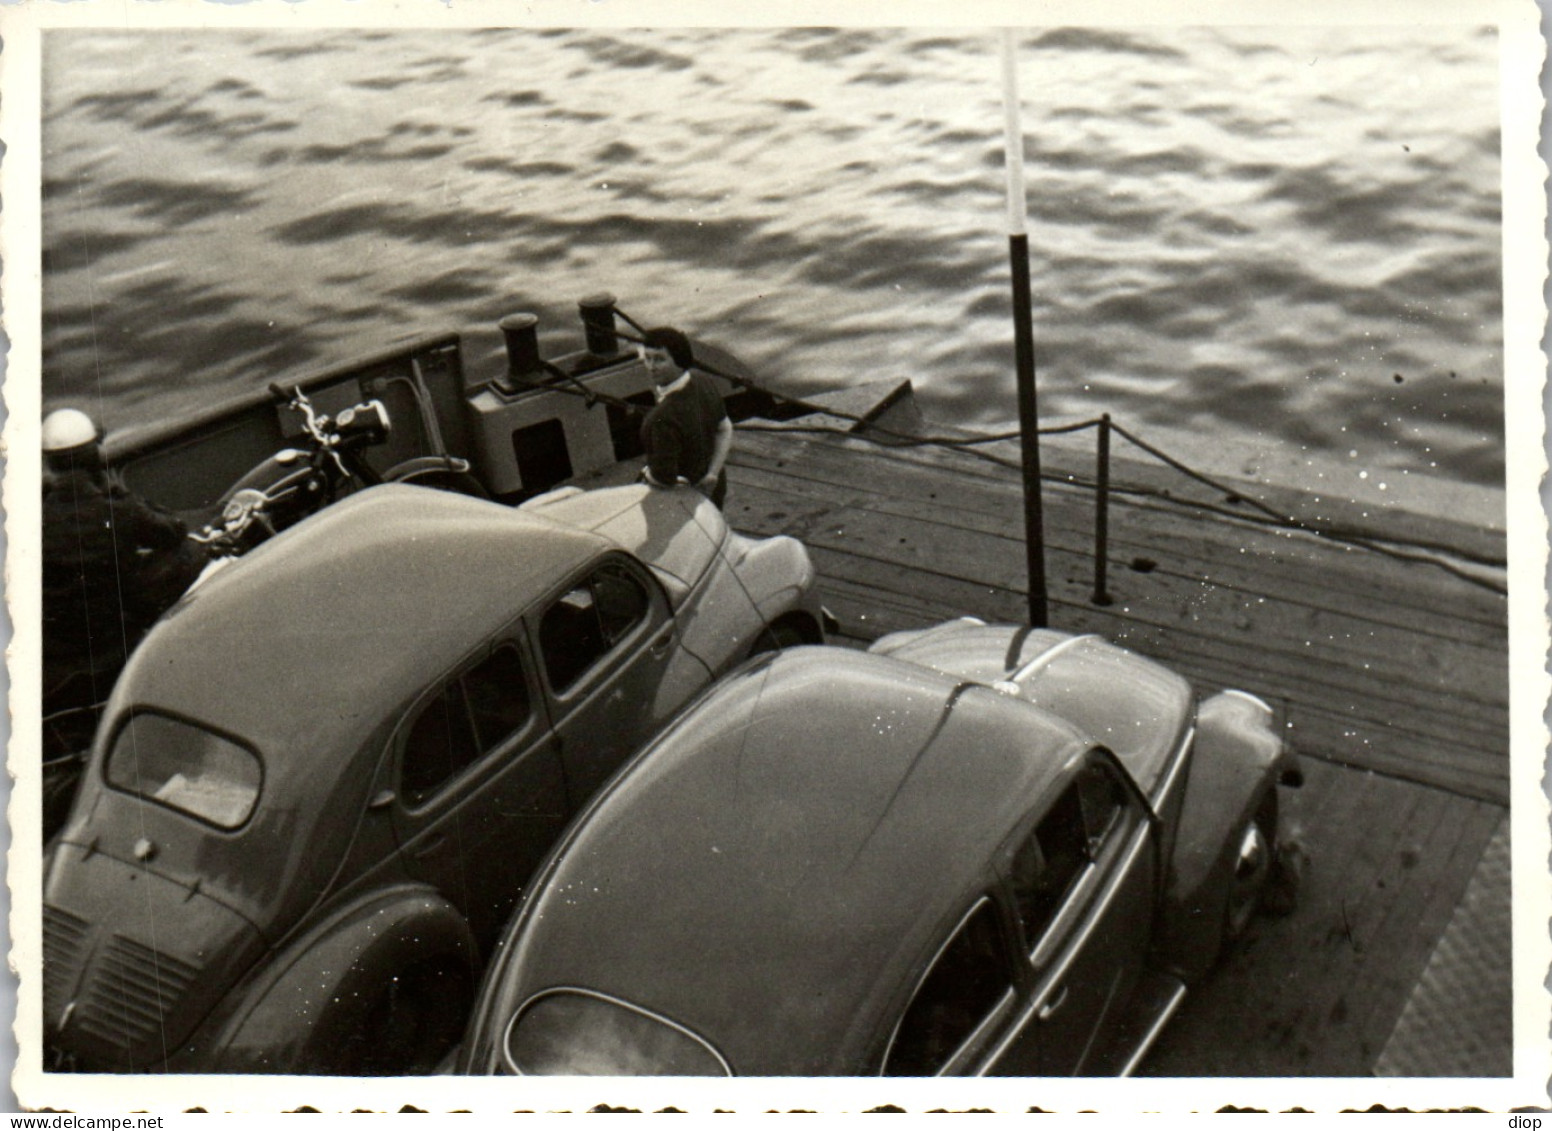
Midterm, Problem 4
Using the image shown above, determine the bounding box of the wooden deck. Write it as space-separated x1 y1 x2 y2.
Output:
720 418 1510 1077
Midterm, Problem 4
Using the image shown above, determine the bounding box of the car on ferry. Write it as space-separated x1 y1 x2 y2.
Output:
42 480 828 1075
458 619 1298 1077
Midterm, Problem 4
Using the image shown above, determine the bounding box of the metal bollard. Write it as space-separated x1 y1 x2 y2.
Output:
579 293 619 356
499 312 543 387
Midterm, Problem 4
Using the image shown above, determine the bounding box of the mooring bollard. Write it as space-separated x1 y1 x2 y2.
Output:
1093 413 1113 606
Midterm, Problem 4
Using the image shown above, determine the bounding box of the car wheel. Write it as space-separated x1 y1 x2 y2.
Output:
749 619 809 656
329 956 472 1076
1222 793 1278 945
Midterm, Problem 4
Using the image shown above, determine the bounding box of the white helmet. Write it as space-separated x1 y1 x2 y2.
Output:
42 408 105 474
42 408 100 453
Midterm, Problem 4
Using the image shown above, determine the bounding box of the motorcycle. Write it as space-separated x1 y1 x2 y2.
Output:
191 383 483 554
42 384 485 841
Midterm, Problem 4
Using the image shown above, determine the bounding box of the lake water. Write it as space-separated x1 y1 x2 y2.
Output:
39 25 1505 489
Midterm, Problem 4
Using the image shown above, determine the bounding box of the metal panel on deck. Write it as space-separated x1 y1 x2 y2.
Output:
1373 815 1512 1078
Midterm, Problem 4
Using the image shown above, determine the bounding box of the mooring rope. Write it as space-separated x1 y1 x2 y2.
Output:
570 306 1510 594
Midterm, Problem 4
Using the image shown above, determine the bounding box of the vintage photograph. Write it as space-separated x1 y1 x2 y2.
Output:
5 0 1546 1113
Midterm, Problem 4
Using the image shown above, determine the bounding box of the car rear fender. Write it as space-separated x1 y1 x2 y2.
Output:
723 532 823 631
1154 691 1284 983
188 883 478 1073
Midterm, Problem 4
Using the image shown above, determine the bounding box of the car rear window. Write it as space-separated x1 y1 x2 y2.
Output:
504 990 729 1076
106 712 261 829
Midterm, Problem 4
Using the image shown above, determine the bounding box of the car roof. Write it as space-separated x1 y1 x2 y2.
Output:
113 484 611 762
487 647 1093 1075
870 620 1193 795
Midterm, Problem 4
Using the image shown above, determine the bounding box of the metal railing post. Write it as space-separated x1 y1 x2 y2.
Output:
1092 413 1113 606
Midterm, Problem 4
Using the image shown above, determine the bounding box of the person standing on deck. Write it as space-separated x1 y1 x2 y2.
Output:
41 408 209 723
638 327 733 508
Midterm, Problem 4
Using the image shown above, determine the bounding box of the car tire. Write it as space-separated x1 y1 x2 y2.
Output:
749 618 809 656
327 956 472 1076
1221 791 1278 947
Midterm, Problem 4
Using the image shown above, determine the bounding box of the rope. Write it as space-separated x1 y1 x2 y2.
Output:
602 303 1506 593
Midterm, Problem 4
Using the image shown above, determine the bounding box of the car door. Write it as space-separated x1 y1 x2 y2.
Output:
983 750 1158 1076
532 552 703 806
389 638 571 944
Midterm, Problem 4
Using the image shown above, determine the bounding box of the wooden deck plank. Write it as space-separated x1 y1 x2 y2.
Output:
725 432 1509 803
769 496 1507 706
739 422 1506 567
805 547 1505 803
732 434 1507 637
731 479 1507 705
776 520 1508 790
735 428 1506 596
796 533 1506 779
802 532 1506 753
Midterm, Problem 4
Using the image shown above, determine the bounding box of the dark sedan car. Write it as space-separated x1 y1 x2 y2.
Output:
459 619 1296 1077
42 482 826 1075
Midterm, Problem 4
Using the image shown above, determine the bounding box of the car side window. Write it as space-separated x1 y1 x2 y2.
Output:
884 900 1013 1076
1009 756 1135 950
1008 781 1090 945
539 561 650 693
463 646 533 749
1077 758 1126 854
401 644 533 805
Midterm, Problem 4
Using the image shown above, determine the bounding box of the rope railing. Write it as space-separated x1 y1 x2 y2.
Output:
741 410 1507 596
549 303 1507 597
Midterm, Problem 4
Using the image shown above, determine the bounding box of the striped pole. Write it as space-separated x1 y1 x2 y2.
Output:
1000 29 1049 627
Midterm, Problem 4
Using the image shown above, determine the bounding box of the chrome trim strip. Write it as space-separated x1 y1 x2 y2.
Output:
1118 981 1188 1077
1007 633 1098 683
503 985 733 1077
1150 725 1196 816
982 819 1153 1071
935 986 1018 1077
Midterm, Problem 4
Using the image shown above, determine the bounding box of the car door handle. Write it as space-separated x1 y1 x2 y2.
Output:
650 627 674 656
1037 984 1069 1021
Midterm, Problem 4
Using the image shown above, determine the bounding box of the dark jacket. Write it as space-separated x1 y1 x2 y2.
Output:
640 372 728 486
43 469 207 703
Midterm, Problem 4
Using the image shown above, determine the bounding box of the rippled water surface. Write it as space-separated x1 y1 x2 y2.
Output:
40 26 1504 487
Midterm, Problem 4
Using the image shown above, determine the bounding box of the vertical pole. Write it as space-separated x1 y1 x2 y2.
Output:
1000 29 1048 628
1093 414 1113 606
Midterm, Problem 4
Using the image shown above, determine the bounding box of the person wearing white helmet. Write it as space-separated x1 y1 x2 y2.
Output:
42 408 208 776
